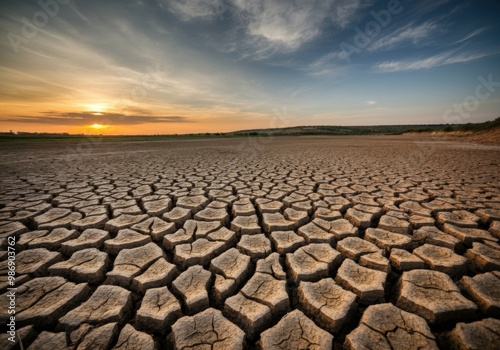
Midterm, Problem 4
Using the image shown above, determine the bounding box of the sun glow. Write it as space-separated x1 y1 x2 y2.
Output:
84 122 113 134
86 103 107 115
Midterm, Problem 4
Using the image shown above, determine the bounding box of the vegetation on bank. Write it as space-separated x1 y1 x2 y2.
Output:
1 118 498 143
454 117 500 132
228 117 500 136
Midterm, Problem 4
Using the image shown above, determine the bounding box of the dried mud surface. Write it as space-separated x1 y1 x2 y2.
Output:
0 135 499 349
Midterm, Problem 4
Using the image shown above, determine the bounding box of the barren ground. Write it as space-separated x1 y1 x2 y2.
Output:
0 135 499 350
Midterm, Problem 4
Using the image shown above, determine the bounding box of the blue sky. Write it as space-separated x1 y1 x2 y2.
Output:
1 0 499 133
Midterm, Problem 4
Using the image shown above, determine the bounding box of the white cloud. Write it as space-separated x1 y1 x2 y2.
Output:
441 52 489 65
369 21 438 51
240 1 325 50
164 0 223 21
166 0 365 56
330 0 366 29
366 100 377 105
232 0 365 51
306 53 344 77
374 50 489 72
454 27 487 45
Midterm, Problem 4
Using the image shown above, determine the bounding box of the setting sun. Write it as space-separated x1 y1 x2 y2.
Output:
84 123 113 134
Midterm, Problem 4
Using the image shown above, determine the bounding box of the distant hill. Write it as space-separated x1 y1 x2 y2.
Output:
1 118 498 143
228 117 500 137
453 117 500 132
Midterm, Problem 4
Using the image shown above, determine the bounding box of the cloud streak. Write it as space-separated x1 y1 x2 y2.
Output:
369 21 439 51
373 50 490 72
5 112 191 125
453 27 487 45
163 0 223 21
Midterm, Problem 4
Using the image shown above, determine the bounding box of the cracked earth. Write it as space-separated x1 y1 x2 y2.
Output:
0 136 499 349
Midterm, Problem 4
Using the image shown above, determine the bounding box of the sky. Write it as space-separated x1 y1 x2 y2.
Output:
0 0 499 135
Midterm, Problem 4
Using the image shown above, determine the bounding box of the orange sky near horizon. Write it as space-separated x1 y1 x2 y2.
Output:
0 67 293 135
0 99 289 135
1 1 499 135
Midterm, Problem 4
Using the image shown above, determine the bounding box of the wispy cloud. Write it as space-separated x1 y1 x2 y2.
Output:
306 49 356 77
373 50 490 72
241 1 329 51
161 0 223 21
453 27 487 45
306 58 339 77
404 0 451 21
330 0 367 29
369 21 439 51
5 112 191 125
449 1 471 16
